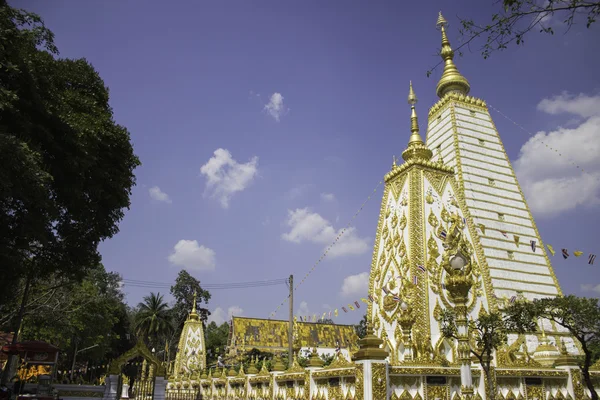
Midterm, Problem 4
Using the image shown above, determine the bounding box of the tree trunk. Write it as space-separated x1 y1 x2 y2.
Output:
484 366 495 400
582 367 599 400
0 273 33 385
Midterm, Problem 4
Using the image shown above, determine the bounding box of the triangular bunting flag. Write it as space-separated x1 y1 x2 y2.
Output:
478 223 486 235
590 254 597 265
342 307 348 313
354 301 360 309
530 240 536 252
348 304 355 311
574 251 584 257
361 297 369 304
334 309 339 317
514 235 520 247
562 249 569 259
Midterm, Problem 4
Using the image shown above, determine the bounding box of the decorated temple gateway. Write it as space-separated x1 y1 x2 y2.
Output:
158 12 599 400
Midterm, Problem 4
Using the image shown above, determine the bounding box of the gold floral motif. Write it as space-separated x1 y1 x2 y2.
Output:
372 363 387 399
426 385 449 400
400 212 407 230
355 364 363 400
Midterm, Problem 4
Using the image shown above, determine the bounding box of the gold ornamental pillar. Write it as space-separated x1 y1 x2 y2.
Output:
442 214 475 399
353 320 389 400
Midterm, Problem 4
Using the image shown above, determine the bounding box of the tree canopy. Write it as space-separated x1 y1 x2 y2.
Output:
506 295 600 399
0 3 140 303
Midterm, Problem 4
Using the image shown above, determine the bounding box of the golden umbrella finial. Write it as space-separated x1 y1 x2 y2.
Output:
435 11 470 98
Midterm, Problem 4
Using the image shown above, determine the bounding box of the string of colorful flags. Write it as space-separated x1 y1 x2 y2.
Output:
270 180 384 319
473 222 596 265
296 294 377 322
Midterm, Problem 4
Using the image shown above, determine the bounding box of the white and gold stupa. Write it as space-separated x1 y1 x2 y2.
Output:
173 291 207 377
366 11 582 398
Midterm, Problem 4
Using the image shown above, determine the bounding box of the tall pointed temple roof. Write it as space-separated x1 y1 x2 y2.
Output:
366 12 578 367
173 291 207 376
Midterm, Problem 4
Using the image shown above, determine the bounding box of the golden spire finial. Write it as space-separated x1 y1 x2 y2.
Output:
189 289 199 320
435 12 470 98
402 81 433 162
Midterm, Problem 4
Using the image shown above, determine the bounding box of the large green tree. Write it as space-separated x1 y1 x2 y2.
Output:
506 295 600 400
205 321 230 367
5 265 133 374
170 270 211 326
0 3 140 381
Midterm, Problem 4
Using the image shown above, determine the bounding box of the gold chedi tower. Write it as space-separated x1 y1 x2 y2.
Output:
173 291 207 376
366 12 581 399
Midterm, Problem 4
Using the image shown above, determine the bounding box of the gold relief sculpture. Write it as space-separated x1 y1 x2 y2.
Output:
426 385 449 400
371 363 387 399
355 364 363 400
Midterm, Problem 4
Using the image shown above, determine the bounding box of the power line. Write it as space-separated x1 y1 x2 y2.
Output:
120 277 288 290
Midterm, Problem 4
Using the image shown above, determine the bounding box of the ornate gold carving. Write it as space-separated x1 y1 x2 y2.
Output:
371 363 387 399
426 384 449 400
355 364 363 400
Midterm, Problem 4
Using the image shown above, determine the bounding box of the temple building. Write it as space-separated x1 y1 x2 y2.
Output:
172 291 207 376
159 12 596 399
226 316 359 361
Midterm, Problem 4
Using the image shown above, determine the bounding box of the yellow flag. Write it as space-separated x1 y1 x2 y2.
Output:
312 314 317 322
478 223 486 235
513 235 520 247
546 244 556 256
361 297 369 304
334 309 339 317
321 312 327 320
574 251 584 257
348 304 355 311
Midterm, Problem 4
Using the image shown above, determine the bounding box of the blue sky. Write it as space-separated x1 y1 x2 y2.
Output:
17 1 600 325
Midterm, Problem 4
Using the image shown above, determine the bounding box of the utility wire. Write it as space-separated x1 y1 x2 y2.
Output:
120 277 288 290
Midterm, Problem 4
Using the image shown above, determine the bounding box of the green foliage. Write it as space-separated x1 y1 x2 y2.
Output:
16 265 131 369
320 352 335 367
170 270 212 326
0 0 139 332
355 313 367 339
506 295 600 399
439 307 533 400
134 293 173 349
205 321 230 366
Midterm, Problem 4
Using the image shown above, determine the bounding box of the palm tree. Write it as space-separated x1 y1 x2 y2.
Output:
134 292 173 348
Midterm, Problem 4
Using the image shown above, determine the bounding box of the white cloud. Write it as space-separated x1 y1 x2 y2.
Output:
581 284 600 294
282 208 370 258
321 193 336 202
297 301 310 316
149 186 172 203
208 305 244 326
168 240 216 271
340 272 369 297
513 92 600 216
200 148 259 208
264 92 288 121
